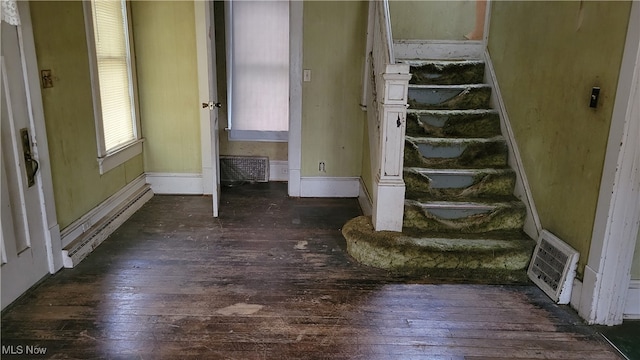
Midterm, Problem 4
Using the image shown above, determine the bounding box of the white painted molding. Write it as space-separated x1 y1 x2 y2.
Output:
358 177 373 216
300 177 360 198
393 40 484 60
482 0 492 48
579 1 640 326
288 0 303 197
146 172 204 195
269 160 288 182
62 183 153 268
97 139 143 175
18 1 63 273
194 1 214 195
483 49 541 240
624 280 640 319
60 175 148 248
372 176 405 231
570 278 583 312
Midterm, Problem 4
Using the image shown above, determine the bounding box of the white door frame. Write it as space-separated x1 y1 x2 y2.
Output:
577 1 640 325
194 1 221 218
194 0 303 197
287 0 303 197
10 2 62 274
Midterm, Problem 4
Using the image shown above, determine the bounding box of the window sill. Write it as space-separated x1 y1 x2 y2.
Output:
97 139 144 175
227 129 288 142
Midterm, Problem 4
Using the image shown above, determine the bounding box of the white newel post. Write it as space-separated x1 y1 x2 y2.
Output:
372 64 411 232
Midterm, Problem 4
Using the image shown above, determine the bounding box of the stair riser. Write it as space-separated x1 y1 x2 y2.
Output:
404 170 516 199
408 61 485 85
408 86 491 110
403 202 526 234
404 139 508 169
406 111 501 138
347 239 533 272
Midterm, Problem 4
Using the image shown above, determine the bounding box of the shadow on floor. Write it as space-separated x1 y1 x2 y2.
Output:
597 320 640 360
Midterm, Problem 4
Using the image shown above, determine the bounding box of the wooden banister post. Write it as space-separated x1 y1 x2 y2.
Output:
371 64 411 232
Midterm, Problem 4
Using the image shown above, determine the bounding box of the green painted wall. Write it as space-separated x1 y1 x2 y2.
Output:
30 1 144 230
212 1 288 161
632 227 640 280
131 1 202 173
389 0 475 40
488 1 631 276
302 1 368 177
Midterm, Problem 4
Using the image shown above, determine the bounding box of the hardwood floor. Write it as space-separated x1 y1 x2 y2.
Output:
1 183 621 359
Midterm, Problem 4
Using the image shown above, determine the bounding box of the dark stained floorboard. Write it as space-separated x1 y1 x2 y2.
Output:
1 183 621 359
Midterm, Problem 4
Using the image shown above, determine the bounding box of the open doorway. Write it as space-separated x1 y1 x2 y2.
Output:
216 1 289 185
388 0 487 41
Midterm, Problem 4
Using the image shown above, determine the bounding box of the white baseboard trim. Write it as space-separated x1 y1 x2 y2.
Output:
288 169 301 197
624 280 640 319
394 40 485 60
300 177 360 198
146 172 203 194
62 181 153 268
269 160 289 182
484 49 541 240
358 177 373 216
60 175 148 248
570 278 583 313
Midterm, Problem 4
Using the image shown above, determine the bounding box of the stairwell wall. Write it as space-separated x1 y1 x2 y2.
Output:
487 1 632 277
389 0 475 41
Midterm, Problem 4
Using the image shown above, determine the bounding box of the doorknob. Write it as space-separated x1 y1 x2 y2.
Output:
20 128 39 187
202 102 222 110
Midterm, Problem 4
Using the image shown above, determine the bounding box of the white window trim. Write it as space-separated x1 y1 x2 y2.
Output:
83 0 143 175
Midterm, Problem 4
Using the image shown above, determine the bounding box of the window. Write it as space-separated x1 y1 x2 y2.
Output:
226 0 289 142
84 0 142 174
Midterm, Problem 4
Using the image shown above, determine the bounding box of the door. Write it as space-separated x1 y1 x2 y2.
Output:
207 1 221 217
1 19 50 309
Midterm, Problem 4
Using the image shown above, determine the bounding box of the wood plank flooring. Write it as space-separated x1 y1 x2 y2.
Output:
1 183 622 359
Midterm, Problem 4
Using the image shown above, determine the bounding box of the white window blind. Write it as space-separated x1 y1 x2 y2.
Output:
91 0 136 152
228 0 289 141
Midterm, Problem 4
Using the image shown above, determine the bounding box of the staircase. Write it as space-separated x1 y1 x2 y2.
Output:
343 57 536 283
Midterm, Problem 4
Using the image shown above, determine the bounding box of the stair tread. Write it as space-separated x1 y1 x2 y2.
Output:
407 135 505 142
406 198 524 208
409 84 490 89
398 59 485 65
407 194 519 204
400 228 530 241
407 109 497 114
395 236 534 252
405 167 514 175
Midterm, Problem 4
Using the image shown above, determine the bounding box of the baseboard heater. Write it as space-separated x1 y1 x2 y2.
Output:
220 156 269 184
62 184 153 268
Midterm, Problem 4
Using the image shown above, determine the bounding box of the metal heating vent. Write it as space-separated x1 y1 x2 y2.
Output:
528 230 579 304
220 156 269 183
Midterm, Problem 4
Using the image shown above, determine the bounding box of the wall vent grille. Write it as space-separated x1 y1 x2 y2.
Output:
220 156 269 183
528 230 579 304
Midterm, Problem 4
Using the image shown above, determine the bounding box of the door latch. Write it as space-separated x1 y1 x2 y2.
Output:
20 128 39 187
202 102 222 110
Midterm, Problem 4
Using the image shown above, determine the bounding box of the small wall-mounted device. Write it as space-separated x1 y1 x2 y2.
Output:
41 69 53 88
590 87 600 108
